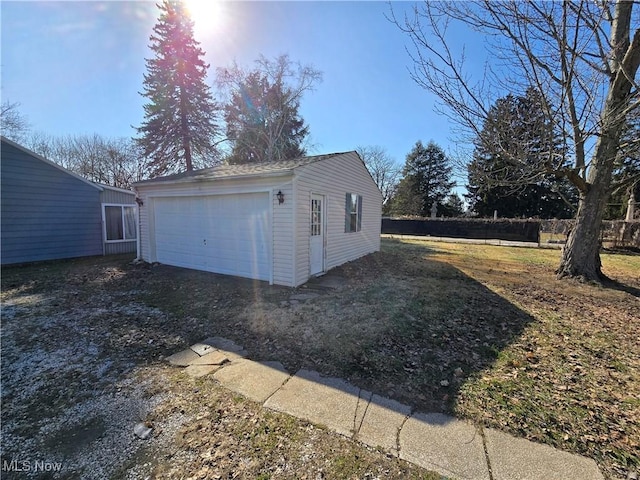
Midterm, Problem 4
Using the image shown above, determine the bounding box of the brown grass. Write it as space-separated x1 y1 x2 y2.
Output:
2 239 638 478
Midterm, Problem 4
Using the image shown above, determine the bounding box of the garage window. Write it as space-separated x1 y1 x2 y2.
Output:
104 204 137 242
345 193 362 233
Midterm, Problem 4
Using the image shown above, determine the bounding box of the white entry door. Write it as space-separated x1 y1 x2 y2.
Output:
310 194 325 275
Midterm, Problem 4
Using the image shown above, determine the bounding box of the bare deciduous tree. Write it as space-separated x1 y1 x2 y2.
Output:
356 145 401 211
391 0 640 282
27 133 148 189
1 101 30 142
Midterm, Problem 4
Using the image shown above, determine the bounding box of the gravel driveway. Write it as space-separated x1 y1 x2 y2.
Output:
0 257 193 479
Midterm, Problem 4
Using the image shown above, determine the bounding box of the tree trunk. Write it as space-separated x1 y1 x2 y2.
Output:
179 84 193 172
556 189 606 283
557 104 623 283
557 2 640 283
183 135 193 172
557 94 626 282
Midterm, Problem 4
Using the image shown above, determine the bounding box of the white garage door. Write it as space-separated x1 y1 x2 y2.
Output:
153 193 271 281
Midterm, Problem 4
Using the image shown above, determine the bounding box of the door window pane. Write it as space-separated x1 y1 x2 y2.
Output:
311 199 322 236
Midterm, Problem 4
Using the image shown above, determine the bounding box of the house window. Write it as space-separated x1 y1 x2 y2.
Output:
345 193 362 233
104 205 137 242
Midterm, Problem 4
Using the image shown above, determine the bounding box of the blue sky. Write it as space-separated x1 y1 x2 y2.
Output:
1 1 487 187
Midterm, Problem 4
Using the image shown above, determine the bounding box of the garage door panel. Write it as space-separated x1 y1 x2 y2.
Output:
153 194 270 281
159 251 208 270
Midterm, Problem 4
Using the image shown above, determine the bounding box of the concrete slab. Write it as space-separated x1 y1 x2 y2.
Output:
222 350 249 361
201 336 244 353
166 349 200 366
213 360 290 403
190 342 216 356
189 351 229 366
399 412 490 480
264 369 361 437
356 394 411 455
184 364 221 378
484 428 604 480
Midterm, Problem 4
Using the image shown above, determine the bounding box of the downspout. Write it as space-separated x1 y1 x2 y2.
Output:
100 203 106 256
135 189 142 262
291 174 297 287
269 187 274 286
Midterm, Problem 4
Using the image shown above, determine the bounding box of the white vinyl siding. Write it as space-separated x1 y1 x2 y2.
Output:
293 152 382 286
270 181 295 286
134 152 381 288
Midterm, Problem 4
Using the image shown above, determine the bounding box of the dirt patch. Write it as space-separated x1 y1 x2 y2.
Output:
2 240 638 478
0 255 436 479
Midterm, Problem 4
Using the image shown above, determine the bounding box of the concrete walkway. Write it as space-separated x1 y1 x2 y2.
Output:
166 338 603 480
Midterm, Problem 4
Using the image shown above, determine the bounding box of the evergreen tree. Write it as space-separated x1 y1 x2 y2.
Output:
466 89 577 218
389 141 454 216
605 111 640 219
218 55 321 164
224 70 307 163
442 193 465 217
136 0 219 176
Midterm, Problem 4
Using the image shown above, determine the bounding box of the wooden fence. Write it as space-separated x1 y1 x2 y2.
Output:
382 218 640 249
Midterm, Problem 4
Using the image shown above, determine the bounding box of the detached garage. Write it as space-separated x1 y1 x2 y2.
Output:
134 151 382 287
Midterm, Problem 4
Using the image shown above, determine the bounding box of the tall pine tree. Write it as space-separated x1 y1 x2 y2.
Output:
137 0 219 176
389 141 454 217
466 88 577 218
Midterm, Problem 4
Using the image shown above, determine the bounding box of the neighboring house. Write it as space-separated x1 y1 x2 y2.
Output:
1 136 137 265
134 151 382 286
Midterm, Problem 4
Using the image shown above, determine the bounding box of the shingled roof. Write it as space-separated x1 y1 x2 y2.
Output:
134 152 353 186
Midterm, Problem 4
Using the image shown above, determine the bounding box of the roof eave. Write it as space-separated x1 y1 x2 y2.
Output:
133 169 294 188
96 183 136 195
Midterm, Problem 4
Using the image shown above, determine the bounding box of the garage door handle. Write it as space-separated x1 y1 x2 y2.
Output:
203 239 207 245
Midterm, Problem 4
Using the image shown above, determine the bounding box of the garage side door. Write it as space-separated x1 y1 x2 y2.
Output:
153 193 270 281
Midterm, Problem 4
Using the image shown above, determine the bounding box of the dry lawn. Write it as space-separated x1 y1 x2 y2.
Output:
1 238 638 479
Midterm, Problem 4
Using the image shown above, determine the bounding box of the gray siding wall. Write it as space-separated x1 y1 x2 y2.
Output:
100 188 135 205
293 152 382 286
104 241 137 255
1 140 103 265
100 187 137 255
